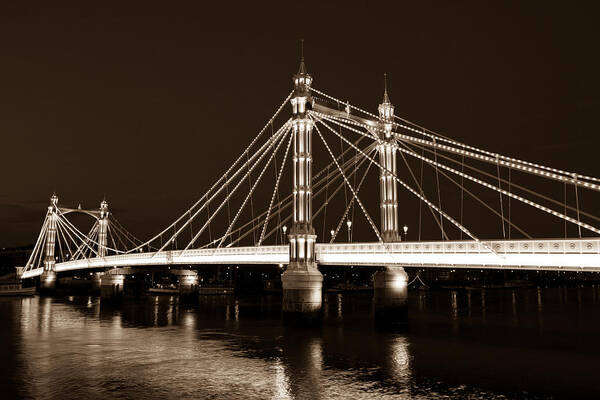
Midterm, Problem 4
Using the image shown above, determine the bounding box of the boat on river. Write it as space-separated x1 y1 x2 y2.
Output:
0 283 36 296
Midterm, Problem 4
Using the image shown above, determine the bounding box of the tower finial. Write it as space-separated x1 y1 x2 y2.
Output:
382 72 390 103
297 39 307 75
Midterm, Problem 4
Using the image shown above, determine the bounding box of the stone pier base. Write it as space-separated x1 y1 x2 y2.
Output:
173 270 199 303
39 270 57 294
281 266 323 325
91 272 102 293
373 266 409 327
100 272 124 301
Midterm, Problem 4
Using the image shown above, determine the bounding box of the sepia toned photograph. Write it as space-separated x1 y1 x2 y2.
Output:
1 1 599 399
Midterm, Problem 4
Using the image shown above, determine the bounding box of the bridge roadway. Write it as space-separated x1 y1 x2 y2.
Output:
21 238 600 279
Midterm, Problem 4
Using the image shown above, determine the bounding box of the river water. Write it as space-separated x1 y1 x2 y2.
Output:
1 287 599 399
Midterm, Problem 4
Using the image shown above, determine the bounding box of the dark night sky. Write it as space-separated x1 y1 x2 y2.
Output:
2 1 600 247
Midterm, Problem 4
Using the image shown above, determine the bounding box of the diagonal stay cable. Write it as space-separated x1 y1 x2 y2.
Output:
182 124 290 252
313 118 384 243
224 144 375 248
125 92 294 253
398 139 532 239
169 120 290 252
259 129 294 246
216 127 290 249
330 147 375 243
394 136 448 240
24 213 49 271
396 139 600 236
405 136 600 224
315 115 498 255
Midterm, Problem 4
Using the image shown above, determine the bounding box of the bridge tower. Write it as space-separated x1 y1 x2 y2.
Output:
98 199 109 257
90 199 110 292
281 46 323 321
40 194 59 292
373 75 409 325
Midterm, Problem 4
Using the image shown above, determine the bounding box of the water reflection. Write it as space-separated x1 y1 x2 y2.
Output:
1 287 599 399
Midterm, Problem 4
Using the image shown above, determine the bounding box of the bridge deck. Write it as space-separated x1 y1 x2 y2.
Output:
21 238 600 279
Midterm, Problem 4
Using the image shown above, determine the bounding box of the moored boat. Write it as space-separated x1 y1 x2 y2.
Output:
0 283 36 296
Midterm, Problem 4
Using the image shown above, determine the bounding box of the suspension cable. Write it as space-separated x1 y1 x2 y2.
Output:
24 213 50 271
315 115 495 251
312 86 600 186
433 138 445 239
460 153 465 240
574 174 582 238
419 131 425 241
56 210 120 254
330 148 375 243
395 139 600 235
259 130 293 246
405 135 600 224
225 146 373 248
165 120 291 252
217 128 289 249
398 140 531 239
396 142 448 240
496 155 506 239
182 125 290 252
313 120 384 242
322 164 330 241
124 93 294 253
245 150 257 244
209 140 373 248
221 144 375 248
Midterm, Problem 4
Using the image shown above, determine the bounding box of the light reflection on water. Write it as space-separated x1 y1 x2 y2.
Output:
1 287 600 399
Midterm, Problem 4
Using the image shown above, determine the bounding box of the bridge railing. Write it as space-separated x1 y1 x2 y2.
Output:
316 239 600 255
20 238 600 279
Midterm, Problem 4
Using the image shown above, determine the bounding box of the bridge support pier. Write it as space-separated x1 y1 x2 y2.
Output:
281 267 323 324
373 266 408 327
39 270 57 294
90 272 102 293
100 271 124 301
173 270 199 303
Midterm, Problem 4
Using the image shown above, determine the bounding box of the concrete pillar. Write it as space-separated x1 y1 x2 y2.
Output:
373 266 408 326
91 272 102 292
100 272 124 301
374 76 408 326
39 270 57 294
281 51 323 323
173 270 199 303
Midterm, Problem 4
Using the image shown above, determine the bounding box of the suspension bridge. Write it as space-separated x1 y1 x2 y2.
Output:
16 50 600 317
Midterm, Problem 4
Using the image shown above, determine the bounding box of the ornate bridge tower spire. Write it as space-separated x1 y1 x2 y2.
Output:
41 194 59 292
373 75 408 327
98 199 109 257
281 41 323 321
377 73 400 243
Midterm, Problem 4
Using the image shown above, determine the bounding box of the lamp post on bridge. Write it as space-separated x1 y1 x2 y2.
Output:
346 219 352 242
